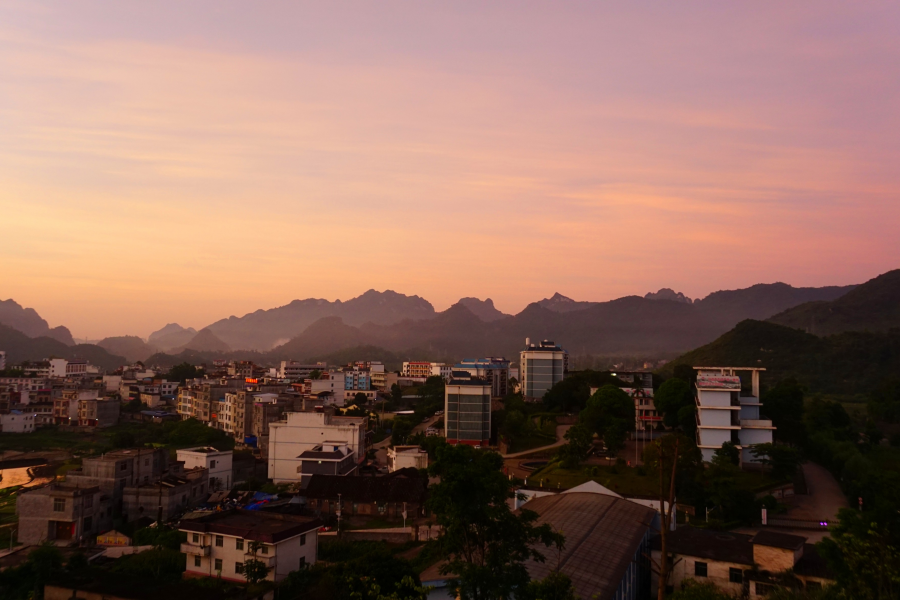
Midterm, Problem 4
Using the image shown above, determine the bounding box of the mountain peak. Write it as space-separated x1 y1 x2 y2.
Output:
456 297 510 322
536 293 598 313
645 288 693 304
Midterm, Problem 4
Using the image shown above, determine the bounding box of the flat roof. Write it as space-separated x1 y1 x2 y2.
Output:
179 509 321 543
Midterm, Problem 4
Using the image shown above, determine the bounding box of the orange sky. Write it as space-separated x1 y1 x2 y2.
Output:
1 2 899 339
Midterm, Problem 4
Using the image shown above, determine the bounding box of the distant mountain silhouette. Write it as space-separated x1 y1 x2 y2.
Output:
536 293 599 313
173 328 232 354
0 299 75 345
97 336 158 362
768 269 900 335
148 323 197 352
204 289 435 350
645 288 693 304
455 298 510 322
0 323 125 371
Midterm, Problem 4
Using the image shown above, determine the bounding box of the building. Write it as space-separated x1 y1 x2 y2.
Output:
121 466 209 522
17 483 111 545
430 363 453 382
520 492 658 600
0 410 36 433
302 468 427 520
278 361 326 380
177 447 233 491
444 372 491 447
77 397 121 427
297 441 358 480
0 350 5 370
651 527 833 598
401 362 432 379
387 445 428 472
519 339 568 401
267 411 368 483
694 367 775 464
180 510 321 583
96 530 131 546
454 357 510 398
592 372 658 439
65 447 169 515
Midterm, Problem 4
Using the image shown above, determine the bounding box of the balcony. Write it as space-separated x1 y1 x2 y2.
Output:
740 419 774 429
244 553 276 567
180 542 210 556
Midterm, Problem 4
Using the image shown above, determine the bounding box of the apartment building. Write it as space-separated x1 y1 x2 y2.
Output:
17 484 111 545
401 361 432 379
122 465 209 522
180 510 321 583
519 339 568 401
77 397 121 427
178 447 233 491
694 367 775 465
430 363 453 382
454 357 510 398
278 361 327 380
54 389 99 425
65 447 169 515
268 411 368 483
444 372 491 447
0 410 35 433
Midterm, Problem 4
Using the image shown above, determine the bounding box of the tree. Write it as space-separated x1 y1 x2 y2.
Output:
655 378 695 433
353 392 369 405
27 543 63 600
668 579 735 599
391 383 404 404
868 378 900 424
427 444 562 600
763 379 806 444
750 443 801 479
243 541 272 585
166 362 202 384
713 441 740 467
558 423 593 468
517 572 577 600
391 417 415 446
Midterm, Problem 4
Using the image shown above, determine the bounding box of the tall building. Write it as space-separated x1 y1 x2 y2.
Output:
267 411 368 483
519 339 568 401
401 361 432 379
454 358 510 398
444 371 491 447
694 367 775 465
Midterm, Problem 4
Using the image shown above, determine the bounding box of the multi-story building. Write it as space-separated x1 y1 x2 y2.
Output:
0 410 35 433
401 361 432 379
454 358 510 398
694 367 775 465
122 465 209 522
278 361 327 380
65 447 169 515
430 363 453 382
17 483 111 546
77 397 121 427
268 411 368 483
54 389 99 424
444 372 491 447
519 339 568 401
177 447 233 491
387 446 429 471
180 510 321 583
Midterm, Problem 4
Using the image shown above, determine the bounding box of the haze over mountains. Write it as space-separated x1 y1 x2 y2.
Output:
3 274 880 365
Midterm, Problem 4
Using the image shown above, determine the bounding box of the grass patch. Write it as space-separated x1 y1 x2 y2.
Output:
0 486 19 525
509 433 557 454
527 463 659 495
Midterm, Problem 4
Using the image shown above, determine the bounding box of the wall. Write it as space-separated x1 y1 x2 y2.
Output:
652 551 749 598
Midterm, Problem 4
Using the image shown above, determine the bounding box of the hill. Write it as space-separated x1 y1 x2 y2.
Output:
768 269 900 335
0 299 75 345
0 323 126 371
148 323 197 352
97 336 158 362
173 328 232 354
664 320 900 396
456 298 510 322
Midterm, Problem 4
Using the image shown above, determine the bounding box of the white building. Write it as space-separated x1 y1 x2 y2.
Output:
430 363 453 382
180 510 319 583
267 411 367 483
0 410 35 433
401 362 432 378
519 339 568 401
387 446 429 472
177 447 233 491
278 361 327 380
694 367 775 465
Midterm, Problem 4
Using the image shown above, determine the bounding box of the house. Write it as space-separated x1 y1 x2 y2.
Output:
297 441 358 480
177 446 233 491
301 467 428 520
121 467 209 522
0 410 36 433
267 410 368 483
387 445 428 472
519 492 658 600
179 509 321 583
96 530 131 546
77 397 121 427
17 483 112 545
651 527 833 598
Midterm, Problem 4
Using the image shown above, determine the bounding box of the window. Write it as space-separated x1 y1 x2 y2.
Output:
755 583 774 596
83 516 92 531
694 562 708 577
53 498 65 512
192 533 200 543
194 555 201 567
299 556 306 567
215 535 223 547
236 539 244 551
300 533 307 546
210 460 216 468
214 558 222 572
120 462 127 471
235 562 244 574
729 568 742 584
261 545 269 555
83 495 93 508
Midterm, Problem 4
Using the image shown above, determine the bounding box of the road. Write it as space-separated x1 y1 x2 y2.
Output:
501 424 572 458
788 461 849 522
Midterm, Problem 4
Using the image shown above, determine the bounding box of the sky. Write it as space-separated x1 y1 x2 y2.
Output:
1 1 899 339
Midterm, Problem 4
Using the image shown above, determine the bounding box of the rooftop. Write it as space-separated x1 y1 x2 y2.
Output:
651 527 754 565
750 530 806 551
179 509 321 543
696 375 742 390
302 468 427 504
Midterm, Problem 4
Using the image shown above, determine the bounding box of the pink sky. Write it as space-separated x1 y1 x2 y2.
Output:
1 2 899 339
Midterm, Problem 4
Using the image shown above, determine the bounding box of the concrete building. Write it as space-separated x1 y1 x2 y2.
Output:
651 528 833 598
77 397 121 427
444 372 491 447
519 339 568 401
430 363 453 382
180 510 321 583
297 441 358 480
0 410 36 433
401 361 432 379
454 357 510 398
65 447 169 515
177 447 233 491
387 445 428 472
278 361 326 380
122 466 209 522
17 483 111 545
302 468 427 520
694 367 775 464
267 411 368 483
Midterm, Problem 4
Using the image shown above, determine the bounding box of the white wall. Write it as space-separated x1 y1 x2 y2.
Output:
268 412 365 482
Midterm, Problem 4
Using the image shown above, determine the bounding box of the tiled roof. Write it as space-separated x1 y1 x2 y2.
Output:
750 530 806 551
650 527 755 565
179 509 321 543
521 492 656 600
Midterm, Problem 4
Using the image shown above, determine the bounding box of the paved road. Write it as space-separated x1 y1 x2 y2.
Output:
788 461 849 522
501 424 572 458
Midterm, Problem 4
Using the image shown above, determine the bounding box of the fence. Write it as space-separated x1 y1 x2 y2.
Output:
762 517 833 530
